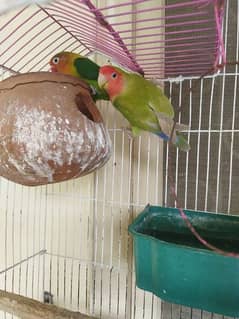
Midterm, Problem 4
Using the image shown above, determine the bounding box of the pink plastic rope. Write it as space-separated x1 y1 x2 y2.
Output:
168 169 239 258
214 0 226 67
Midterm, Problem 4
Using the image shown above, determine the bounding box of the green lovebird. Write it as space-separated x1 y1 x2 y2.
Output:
49 51 109 101
98 65 190 151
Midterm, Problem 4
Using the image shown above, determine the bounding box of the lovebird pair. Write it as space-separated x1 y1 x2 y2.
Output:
49 52 190 151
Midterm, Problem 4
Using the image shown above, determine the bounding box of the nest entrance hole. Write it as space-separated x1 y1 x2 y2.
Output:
75 93 102 123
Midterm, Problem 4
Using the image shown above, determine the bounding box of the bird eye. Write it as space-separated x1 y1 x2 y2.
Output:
111 72 117 79
52 57 60 64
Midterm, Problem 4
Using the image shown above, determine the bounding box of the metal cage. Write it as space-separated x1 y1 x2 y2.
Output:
0 0 237 318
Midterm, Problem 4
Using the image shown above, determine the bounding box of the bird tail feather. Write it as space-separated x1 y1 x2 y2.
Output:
157 117 190 151
173 134 191 152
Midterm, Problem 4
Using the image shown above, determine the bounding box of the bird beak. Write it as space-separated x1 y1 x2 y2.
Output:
98 73 108 89
50 67 56 72
50 64 57 72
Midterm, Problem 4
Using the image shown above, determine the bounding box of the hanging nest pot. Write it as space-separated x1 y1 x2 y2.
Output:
0 72 111 186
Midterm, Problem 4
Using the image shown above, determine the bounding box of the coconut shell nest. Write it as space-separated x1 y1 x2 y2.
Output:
0 72 111 186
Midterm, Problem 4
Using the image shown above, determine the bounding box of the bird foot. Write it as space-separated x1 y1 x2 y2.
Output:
89 85 97 97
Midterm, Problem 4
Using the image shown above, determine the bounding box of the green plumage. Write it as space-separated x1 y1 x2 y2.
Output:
73 58 109 101
50 51 109 101
101 67 190 151
74 58 99 79
114 72 175 134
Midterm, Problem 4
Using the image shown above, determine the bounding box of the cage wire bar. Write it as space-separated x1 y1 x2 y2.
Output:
0 0 238 319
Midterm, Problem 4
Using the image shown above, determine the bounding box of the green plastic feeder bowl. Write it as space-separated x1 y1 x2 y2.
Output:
128 205 239 317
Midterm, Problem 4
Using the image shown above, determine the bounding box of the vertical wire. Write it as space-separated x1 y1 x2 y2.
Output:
195 79 203 210
25 186 31 297
63 182 69 307
125 136 134 319
91 121 99 314
4 181 9 292
92 166 99 315
49 185 54 303
87 214 91 314
165 143 169 207
68 185 74 308
150 294 155 319
85 262 89 312
227 2 239 213
118 130 125 317
90 11 104 308
19 186 23 296
204 77 215 211
99 161 108 317
134 135 142 319
175 81 182 202
31 188 37 298
164 82 173 206
77 263 81 311
132 3 139 315
11 184 17 294
42 186 48 300
109 121 117 316
117 268 120 319
69 180 77 309
56 184 61 303
215 0 229 212
145 135 151 202
184 79 192 208
133 283 137 319
36 188 41 300
155 138 160 204
136 136 142 206
142 134 153 319
37 188 41 300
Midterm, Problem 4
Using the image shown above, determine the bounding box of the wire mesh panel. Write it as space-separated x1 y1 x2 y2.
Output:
162 0 239 318
0 0 238 319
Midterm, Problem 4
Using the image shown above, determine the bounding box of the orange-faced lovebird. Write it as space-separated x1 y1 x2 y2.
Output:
49 51 109 101
98 65 190 151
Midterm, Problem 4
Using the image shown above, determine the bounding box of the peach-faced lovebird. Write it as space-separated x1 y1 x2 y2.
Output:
98 65 190 151
49 51 109 101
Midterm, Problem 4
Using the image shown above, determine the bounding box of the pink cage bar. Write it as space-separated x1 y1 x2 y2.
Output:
0 0 225 80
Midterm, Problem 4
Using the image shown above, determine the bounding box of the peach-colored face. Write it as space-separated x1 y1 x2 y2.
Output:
49 53 69 74
98 66 123 100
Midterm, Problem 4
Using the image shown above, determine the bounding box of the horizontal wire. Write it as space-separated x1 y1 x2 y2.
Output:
0 250 47 275
110 10 209 26
102 0 213 17
46 252 132 274
158 70 237 82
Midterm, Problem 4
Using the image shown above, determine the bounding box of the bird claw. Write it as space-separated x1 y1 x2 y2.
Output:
90 85 97 96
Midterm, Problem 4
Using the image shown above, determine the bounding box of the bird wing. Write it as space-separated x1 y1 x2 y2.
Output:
74 57 100 80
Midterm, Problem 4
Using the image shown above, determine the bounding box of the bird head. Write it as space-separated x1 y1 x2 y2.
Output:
49 52 78 75
98 65 124 101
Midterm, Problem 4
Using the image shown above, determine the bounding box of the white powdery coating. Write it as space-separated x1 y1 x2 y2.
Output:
11 106 110 182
